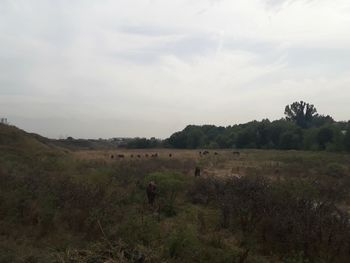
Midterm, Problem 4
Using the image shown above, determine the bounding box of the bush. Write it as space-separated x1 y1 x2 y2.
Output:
326 163 348 178
187 177 218 205
144 172 188 217
166 225 200 260
189 175 350 262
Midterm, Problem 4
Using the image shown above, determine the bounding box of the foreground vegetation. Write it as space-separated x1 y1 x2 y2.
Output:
1 123 350 262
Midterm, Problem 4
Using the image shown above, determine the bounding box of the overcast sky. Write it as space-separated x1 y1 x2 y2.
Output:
1 0 350 138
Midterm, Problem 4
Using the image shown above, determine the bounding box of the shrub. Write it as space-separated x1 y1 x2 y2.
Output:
190 175 350 262
166 225 200 260
144 172 188 217
187 177 218 205
326 163 348 178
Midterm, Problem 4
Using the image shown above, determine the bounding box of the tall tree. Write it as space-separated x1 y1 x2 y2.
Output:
284 101 318 128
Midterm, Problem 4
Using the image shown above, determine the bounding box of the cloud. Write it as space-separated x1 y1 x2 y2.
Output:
110 32 221 64
0 0 349 138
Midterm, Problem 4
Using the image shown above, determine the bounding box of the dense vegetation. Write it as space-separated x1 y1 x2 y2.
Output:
166 119 349 151
165 101 350 151
1 123 350 262
54 101 349 152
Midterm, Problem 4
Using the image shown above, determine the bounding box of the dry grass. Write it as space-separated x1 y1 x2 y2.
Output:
73 149 350 180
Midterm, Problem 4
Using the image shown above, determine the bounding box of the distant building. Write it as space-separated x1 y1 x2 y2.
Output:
0 118 8 125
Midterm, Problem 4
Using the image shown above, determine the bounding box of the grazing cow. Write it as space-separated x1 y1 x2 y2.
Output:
151 153 158 158
110 155 114 159
146 181 157 206
194 166 201 177
199 151 202 155
214 152 219 155
137 154 141 158
118 154 125 158
203 150 209 155
145 154 149 157
130 154 134 158
169 153 172 157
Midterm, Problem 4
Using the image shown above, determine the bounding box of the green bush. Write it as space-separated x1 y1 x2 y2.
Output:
145 172 188 216
166 225 200 260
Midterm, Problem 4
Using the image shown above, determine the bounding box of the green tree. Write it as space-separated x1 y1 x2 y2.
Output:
256 119 271 148
284 101 318 128
167 131 187 148
302 128 319 150
317 127 334 150
215 134 231 148
236 129 256 149
311 114 334 127
344 128 350 152
186 128 205 149
279 130 302 149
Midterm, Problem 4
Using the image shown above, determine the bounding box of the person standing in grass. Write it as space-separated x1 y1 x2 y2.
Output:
195 166 201 177
146 181 157 206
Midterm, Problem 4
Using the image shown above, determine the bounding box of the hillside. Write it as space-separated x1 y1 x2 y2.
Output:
0 123 62 152
0 123 68 154
0 123 68 180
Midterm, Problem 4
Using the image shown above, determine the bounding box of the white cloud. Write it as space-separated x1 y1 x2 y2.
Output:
0 0 349 138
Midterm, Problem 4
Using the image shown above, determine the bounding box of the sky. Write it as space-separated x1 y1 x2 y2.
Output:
0 0 350 139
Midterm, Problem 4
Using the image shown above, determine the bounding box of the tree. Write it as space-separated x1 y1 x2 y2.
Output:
317 127 334 149
186 128 205 149
167 131 187 148
236 129 256 149
311 114 334 127
279 130 302 149
215 134 231 148
256 119 271 148
344 128 350 152
284 101 318 128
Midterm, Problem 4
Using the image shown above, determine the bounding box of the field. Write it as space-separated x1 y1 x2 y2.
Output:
2 124 350 263
74 148 350 180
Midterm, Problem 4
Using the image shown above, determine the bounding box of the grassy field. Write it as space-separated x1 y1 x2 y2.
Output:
1 124 350 263
74 148 350 179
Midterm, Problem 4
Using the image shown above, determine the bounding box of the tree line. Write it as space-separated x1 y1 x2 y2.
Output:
127 101 350 152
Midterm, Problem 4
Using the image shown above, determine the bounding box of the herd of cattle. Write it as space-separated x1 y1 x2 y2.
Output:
110 150 240 159
110 153 163 159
